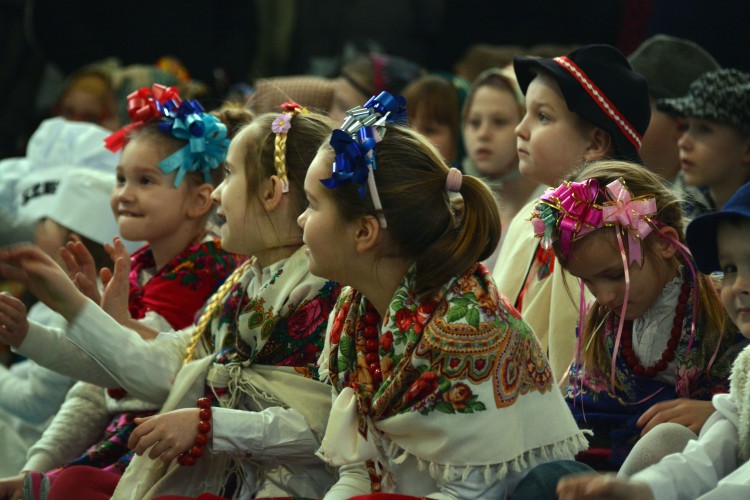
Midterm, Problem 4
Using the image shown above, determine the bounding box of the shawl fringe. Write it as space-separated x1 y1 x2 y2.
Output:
380 432 589 485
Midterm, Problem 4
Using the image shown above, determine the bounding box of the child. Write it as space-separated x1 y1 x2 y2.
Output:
491 44 651 383
0 167 120 475
0 84 241 496
529 160 747 471
0 103 339 499
402 72 470 167
461 67 540 265
556 180 750 499
657 68 750 211
298 92 587 499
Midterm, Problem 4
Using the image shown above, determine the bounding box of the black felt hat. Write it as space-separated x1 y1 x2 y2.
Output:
514 44 651 163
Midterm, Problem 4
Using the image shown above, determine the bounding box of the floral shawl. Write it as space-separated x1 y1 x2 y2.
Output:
319 263 587 487
566 271 748 467
128 238 244 330
112 247 340 500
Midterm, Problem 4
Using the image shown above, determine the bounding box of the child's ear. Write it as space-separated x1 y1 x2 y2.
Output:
261 175 286 212
583 127 612 162
654 226 680 259
186 184 215 218
353 215 382 254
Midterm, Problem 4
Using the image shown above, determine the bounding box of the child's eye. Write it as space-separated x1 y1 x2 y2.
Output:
467 118 481 129
537 112 549 123
224 166 232 178
115 175 125 185
140 177 154 185
721 263 737 274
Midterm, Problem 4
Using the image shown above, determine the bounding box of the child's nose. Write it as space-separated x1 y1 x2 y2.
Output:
515 117 528 139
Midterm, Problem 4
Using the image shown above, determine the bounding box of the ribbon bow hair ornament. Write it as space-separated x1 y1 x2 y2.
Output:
601 178 657 266
104 84 229 187
320 91 407 228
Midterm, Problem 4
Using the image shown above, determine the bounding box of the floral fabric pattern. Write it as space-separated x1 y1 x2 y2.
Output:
329 263 553 424
128 239 244 329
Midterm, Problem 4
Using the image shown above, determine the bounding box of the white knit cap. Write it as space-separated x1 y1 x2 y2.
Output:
14 117 120 224
42 168 118 245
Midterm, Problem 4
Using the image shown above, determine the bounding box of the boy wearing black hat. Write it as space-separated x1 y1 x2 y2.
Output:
493 44 651 382
556 181 750 499
658 68 750 211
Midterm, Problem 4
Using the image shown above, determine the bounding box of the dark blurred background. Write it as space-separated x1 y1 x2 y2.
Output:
2 0 748 160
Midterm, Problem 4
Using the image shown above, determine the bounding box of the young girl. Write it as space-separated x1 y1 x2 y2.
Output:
657 68 750 212
402 72 470 167
529 160 747 471
461 67 540 265
0 103 339 499
556 180 750 500
491 44 652 383
298 92 587 499
0 84 241 496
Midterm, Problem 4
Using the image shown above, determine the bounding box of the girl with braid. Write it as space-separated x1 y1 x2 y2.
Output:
0 102 340 499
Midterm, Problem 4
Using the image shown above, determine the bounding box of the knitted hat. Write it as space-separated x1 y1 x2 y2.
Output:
42 168 119 245
14 117 119 224
628 34 720 100
657 68 750 135
514 44 651 163
687 180 750 273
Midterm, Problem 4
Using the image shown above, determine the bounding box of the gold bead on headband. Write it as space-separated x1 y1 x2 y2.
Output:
271 101 308 193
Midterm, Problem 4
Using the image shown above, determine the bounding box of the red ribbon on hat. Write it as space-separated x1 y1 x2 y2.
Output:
104 84 183 152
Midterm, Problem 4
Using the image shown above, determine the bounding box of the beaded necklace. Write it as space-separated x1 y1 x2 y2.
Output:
620 280 690 377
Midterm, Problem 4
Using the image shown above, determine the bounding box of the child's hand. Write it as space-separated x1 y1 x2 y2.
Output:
0 473 25 500
128 408 209 463
0 245 86 322
61 239 104 305
637 398 715 436
0 292 28 348
557 473 654 500
100 238 131 325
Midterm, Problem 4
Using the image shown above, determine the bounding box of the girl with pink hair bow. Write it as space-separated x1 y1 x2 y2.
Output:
527 159 748 476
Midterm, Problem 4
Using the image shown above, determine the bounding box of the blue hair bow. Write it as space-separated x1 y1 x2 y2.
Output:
157 100 229 187
320 91 405 195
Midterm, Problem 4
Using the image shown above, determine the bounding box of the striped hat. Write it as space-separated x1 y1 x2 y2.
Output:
514 44 651 163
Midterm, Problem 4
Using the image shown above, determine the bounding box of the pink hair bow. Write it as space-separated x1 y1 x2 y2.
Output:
535 179 603 259
602 179 657 266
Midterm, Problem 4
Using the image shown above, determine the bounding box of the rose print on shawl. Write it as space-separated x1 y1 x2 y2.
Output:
329 263 556 424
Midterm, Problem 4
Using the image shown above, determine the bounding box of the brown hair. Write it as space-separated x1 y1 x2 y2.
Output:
183 110 335 362
210 101 255 139
403 75 462 150
234 111 335 219
321 125 500 299
556 160 733 384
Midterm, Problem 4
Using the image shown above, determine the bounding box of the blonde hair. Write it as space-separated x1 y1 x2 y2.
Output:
182 111 335 362
557 160 733 382
322 125 500 299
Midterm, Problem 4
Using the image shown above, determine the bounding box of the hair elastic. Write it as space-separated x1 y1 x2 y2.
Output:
445 167 462 193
